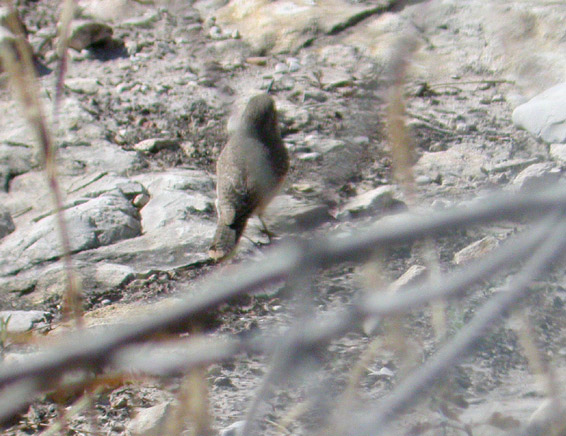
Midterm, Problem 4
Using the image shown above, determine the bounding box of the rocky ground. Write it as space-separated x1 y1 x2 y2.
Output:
2 0 566 435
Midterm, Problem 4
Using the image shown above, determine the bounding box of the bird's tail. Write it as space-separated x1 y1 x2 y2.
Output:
209 219 246 261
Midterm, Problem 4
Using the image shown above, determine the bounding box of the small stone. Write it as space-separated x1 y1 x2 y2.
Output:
133 193 150 208
95 263 135 288
220 421 245 436
0 310 49 332
431 199 452 210
337 186 400 220
376 367 395 377
453 236 499 265
246 57 268 66
275 62 288 74
352 136 370 146
133 138 179 153
288 58 300 72
64 78 100 95
479 97 491 104
231 29 240 39
390 265 428 292
209 26 223 40
415 175 432 185
68 20 113 51
127 402 172 436
492 94 504 102
292 183 315 193
296 152 321 161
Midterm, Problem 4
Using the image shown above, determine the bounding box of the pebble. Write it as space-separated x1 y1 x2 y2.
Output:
65 78 100 95
133 138 179 153
209 26 224 40
246 56 268 66
296 152 322 161
133 193 150 208
336 186 395 220
288 57 300 72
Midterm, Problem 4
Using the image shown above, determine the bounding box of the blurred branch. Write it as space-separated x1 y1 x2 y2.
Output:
0 187 565 423
351 214 566 436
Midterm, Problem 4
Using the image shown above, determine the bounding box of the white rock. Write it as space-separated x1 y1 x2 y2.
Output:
336 186 398 220
64 78 100 95
133 138 179 153
0 310 48 332
390 265 428 292
453 236 499 265
127 402 172 436
513 83 566 144
512 163 561 192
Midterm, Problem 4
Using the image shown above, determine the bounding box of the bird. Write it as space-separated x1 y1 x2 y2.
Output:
209 93 289 261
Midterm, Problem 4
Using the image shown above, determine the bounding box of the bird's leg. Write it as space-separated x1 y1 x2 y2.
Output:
258 215 276 242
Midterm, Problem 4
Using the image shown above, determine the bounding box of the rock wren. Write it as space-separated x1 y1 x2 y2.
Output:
209 94 289 261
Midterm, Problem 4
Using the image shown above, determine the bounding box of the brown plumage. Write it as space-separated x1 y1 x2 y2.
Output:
209 94 289 261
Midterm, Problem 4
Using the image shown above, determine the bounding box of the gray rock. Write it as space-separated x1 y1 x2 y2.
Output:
0 310 49 332
57 142 141 176
336 186 402 220
261 195 333 233
0 205 14 239
0 191 141 275
133 138 180 153
512 163 561 192
94 263 135 288
68 20 113 51
67 171 216 273
127 401 172 436
453 236 499 265
390 265 428 292
214 1 386 54
133 193 150 208
220 421 245 436
64 78 100 95
513 83 566 143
